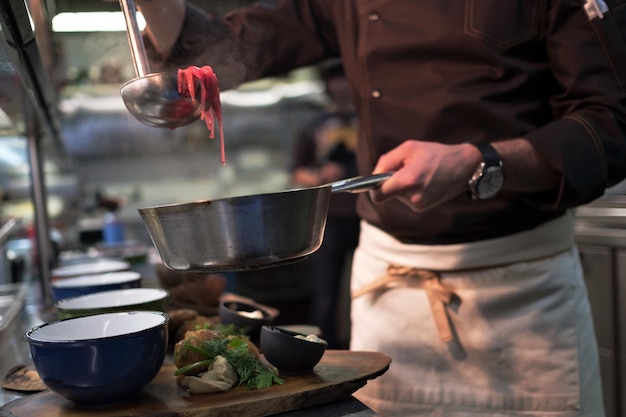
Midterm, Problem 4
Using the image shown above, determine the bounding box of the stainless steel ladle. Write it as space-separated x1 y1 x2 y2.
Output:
118 0 201 128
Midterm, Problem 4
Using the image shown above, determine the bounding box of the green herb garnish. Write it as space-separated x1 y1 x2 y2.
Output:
194 322 246 336
174 335 284 390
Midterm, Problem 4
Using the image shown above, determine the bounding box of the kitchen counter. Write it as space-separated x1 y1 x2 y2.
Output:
574 194 626 417
0 279 379 417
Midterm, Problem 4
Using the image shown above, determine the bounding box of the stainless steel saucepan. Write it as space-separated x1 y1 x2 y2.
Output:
138 173 391 273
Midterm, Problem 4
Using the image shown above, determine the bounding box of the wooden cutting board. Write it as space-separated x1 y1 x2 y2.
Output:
0 350 390 417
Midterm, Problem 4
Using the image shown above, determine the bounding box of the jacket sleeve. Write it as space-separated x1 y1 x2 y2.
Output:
144 1 338 91
524 1 626 210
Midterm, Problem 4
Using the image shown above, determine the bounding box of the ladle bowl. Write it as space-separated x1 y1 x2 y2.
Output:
119 0 201 128
120 73 202 129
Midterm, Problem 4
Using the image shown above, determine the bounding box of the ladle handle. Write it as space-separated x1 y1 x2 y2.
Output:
119 0 151 77
330 173 393 194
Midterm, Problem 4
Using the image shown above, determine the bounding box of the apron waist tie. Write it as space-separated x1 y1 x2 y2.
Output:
352 265 457 343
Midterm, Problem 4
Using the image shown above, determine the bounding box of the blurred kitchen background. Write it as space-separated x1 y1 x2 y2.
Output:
0 0 346 339
2 2 626 415
40 0 324 241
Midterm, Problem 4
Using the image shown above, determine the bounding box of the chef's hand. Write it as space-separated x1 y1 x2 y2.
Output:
105 0 185 58
370 141 480 212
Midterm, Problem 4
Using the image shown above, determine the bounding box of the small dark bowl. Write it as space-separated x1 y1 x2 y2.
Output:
219 300 277 341
26 311 168 406
260 325 327 376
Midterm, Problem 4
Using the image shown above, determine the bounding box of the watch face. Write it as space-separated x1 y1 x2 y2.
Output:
476 166 504 199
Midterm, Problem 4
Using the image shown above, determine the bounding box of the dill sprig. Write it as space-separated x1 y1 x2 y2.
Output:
174 335 284 390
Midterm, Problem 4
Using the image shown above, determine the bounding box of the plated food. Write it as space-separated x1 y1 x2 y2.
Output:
173 325 284 394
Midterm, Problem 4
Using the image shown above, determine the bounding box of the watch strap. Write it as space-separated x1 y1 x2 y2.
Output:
470 142 501 168
467 142 504 200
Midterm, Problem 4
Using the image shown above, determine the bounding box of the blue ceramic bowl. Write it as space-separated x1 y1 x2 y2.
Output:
260 325 327 376
51 258 130 280
51 271 142 302
26 311 168 406
55 288 169 320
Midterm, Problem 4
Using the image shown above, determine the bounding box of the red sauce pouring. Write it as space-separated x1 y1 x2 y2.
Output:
177 66 225 165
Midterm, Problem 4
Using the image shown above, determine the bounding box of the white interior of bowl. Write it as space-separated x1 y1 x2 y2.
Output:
56 288 167 310
51 259 130 278
27 312 166 342
51 271 141 289
224 301 273 319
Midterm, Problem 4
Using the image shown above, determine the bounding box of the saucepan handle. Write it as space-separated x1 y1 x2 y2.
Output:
330 172 393 194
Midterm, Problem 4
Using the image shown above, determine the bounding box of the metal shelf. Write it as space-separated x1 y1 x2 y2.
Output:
0 0 70 309
0 282 28 333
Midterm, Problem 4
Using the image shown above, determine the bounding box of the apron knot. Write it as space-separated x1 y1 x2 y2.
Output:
352 264 458 343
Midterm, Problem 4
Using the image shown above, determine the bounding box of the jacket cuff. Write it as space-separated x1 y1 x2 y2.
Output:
523 116 606 210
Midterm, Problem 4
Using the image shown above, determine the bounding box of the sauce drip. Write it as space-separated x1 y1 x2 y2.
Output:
177 66 225 165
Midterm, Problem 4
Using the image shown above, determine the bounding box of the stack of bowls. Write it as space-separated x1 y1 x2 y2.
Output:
25 311 169 406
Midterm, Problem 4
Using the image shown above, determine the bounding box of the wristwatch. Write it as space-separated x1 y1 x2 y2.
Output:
468 142 504 200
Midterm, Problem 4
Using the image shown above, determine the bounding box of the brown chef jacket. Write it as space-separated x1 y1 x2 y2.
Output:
146 0 626 245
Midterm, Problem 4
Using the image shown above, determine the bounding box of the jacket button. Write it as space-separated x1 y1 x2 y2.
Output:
371 89 382 98
368 12 380 22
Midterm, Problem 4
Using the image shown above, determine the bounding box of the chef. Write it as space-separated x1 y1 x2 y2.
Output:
131 1 626 415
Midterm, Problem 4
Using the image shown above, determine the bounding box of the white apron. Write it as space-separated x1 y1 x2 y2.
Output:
350 211 605 417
